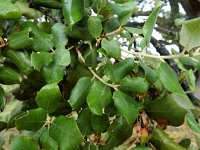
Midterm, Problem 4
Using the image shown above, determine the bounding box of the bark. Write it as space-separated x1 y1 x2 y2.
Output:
179 0 200 19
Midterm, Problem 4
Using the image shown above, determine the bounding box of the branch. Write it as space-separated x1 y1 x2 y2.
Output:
150 37 199 107
76 49 119 90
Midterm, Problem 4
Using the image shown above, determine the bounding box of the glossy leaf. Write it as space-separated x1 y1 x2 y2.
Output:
88 16 102 38
69 77 93 109
49 116 83 150
150 128 186 150
179 17 200 50
77 108 93 135
141 1 162 49
0 0 21 19
15 108 47 131
8 29 33 49
186 112 200 133
0 67 21 85
20 21 53 52
90 114 109 133
101 39 121 59
31 51 53 71
145 94 187 126
52 23 71 67
120 77 149 93
40 129 59 150
86 80 112 115
35 83 62 113
43 60 65 84
9 135 39 150
113 90 140 124
105 58 134 83
4 50 32 75
62 0 84 27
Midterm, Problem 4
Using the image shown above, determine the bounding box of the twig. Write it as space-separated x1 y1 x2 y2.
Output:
76 48 119 90
121 48 200 59
106 26 122 36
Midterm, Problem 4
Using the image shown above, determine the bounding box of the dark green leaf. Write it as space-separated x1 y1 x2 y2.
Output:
52 23 71 67
15 1 42 19
101 39 121 59
0 0 21 19
52 23 68 48
66 63 93 86
131 147 152 150
3 50 32 75
102 116 132 149
105 58 134 82
62 0 84 27
0 121 6 131
83 46 97 67
141 2 162 49
77 108 93 135
66 25 93 41
186 112 200 133
159 62 194 109
40 129 58 150
15 108 47 131
0 67 21 85
0 86 5 111
31 51 53 71
35 83 62 113
150 128 186 150
34 0 62 9
179 138 191 148
69 77 93 109
120 77 149 93
159 62 182 93
82 142 99 150
9 135 39 150
90 114 109 133
108 1 136 24
20 21 53 52
49 116 83 150
87 80 112 115
145 94 187 126
140 60 158 84
113 90 140 124
43 60 65 84
8 29 33 49
103 18 120 33
88 16 102 39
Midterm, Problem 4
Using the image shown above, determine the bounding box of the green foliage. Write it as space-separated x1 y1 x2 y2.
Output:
178 17 200 51
0 0 199 149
